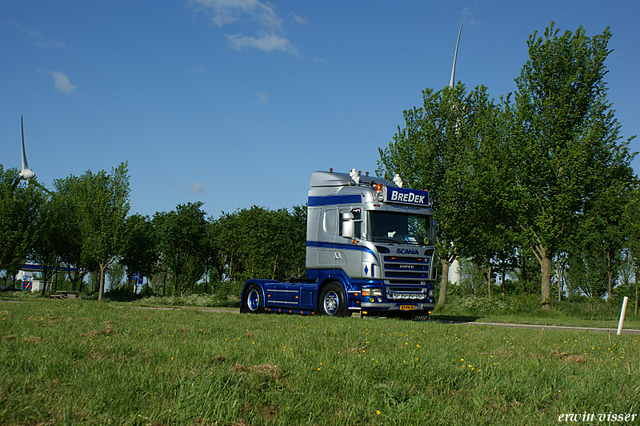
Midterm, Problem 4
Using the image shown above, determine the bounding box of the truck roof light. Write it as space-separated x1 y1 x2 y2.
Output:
329 168 333 172
375 184 384 202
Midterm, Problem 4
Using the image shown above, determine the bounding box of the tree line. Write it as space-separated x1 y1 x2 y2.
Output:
1 23 638 312
0 162 306 299
377 23 638 310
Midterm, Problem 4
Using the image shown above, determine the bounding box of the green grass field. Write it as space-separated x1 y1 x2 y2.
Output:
1 300 638 425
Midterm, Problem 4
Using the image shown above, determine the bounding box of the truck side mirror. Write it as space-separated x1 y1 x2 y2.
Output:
341 212 355 239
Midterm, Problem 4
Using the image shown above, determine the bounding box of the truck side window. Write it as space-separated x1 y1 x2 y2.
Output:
323 208 338 235
340 208 361 238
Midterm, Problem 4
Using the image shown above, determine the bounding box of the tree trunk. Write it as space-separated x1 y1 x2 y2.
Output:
98 263 106 301
557 264 562 302
606 250 613 302
635 268 638 317
41 273 47 297
68 269 77 292
271 253 279 280
438 259 450 308
540 255 552 309
521 253 527 296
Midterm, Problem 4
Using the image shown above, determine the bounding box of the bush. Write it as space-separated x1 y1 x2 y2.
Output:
439 295 516 316
437 293 637 321
103 287 144 302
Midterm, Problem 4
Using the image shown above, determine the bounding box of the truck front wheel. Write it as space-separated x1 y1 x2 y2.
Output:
319 282 348 317
241 284 264 314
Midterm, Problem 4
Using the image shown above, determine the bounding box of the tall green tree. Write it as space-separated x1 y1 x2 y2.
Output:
211 210 244 284
285 204 307 277
504 23 636 307
106 262 126 290
154 202 208 295
52 177 93 291
378 84 498 307
56 163 131 301
457 93 520 297
121 213 158 293
30 194 61 295
623 183 640 315
211 205 307 287
574 173 635 300
0 166 46 288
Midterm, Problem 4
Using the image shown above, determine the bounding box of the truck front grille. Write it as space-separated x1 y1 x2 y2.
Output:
382 256 430 284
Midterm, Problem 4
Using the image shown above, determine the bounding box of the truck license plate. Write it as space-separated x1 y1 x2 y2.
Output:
399 305 415 311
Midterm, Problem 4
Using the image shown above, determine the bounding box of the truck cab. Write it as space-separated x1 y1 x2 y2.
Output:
240 170 437 317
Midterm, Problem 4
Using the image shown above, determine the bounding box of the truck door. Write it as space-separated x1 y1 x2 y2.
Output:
317 207 339 269
338 207 363 278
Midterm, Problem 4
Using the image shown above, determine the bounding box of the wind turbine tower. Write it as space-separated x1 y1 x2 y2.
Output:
449 22 462 89
19 115 35 181
448 23 462 286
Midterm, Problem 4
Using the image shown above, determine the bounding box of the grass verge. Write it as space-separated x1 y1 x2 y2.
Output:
1 300 638 425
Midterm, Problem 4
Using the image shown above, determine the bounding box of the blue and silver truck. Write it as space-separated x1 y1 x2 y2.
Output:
240 169 437 317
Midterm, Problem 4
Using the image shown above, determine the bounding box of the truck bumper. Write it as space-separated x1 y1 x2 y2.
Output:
358 301 436 312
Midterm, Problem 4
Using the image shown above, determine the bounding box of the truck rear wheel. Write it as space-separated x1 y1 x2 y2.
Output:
241 284 264 314
319 282 348 317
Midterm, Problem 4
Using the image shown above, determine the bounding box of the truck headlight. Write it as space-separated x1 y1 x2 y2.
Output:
362 288 382 297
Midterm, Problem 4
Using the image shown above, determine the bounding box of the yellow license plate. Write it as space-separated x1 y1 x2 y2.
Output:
399 305 415 311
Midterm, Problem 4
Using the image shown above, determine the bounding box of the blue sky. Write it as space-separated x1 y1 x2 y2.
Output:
2 0 639 219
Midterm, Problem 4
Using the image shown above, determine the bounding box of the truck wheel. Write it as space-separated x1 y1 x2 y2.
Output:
319 282 348 317
242 284 264 314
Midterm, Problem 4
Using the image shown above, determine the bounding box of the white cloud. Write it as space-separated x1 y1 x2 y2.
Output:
462 7 481 26
290 12 308 25
49 71 77 95
190 0 298 54
191 0 282 30
3 21 65 48
253 91 268 104
226 32 297 54
188 181 209 197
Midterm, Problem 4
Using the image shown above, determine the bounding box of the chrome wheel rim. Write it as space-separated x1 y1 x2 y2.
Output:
247 289 260 311
323 291 339 315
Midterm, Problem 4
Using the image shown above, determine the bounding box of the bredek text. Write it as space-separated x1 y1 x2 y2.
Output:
388 190 427 205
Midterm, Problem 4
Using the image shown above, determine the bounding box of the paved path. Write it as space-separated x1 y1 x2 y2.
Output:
101 305 640 335
163 306 640 335
435 319 640 335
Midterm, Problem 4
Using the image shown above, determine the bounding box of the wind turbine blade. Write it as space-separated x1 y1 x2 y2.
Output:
21 115 29 171
449 22 463 88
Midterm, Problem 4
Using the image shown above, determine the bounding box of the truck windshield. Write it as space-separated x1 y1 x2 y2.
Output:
368 211 433 245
